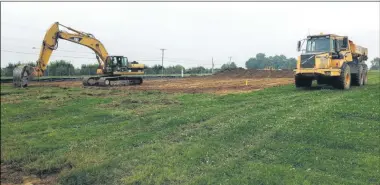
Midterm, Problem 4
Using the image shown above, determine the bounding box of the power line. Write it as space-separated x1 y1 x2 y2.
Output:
2 23 229 65
2 35 224 65
1 49 224 67
1 22 47 32
0 50 211 64
1 36 41 42
2 41 208 62
2 38 96 54
31 47 95 54
1 49 96 59
2 43 166 60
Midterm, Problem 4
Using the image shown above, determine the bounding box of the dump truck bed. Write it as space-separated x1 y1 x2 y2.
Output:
349 40 368 57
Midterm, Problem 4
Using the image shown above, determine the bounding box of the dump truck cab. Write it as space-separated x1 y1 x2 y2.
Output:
295 33 369 90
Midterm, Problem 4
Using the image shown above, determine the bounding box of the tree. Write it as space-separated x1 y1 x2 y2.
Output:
47 60 75 76
144 64 163 74
370 57 380 70
186 66 206 74
2 62 19 76
0 61 37 77
1 62 33 77
74 68 81 75
80 64 98 75
245 53 267 69
164 65 185 74
221 62 237 70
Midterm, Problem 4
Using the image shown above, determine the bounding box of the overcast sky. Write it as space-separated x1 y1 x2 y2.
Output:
1 2 379 68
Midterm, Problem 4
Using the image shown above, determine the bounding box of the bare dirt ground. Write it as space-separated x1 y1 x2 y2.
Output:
24 77 293 95
6 69 295 95
1 164 58 185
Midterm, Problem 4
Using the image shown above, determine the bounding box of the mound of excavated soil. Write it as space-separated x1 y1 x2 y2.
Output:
212 68 294 78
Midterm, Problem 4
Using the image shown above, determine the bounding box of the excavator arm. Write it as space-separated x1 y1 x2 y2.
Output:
34 22 109 76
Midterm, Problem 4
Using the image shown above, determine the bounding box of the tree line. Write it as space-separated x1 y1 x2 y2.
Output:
2 56 378 77
245 53 297 69
245 53 380 70
0 60 99 77
369 57 380 70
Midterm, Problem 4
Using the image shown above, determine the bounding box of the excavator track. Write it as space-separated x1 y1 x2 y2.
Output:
82 76 143 87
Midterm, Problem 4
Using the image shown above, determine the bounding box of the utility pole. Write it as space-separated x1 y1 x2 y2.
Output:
160 49 166 78
229 56 232 63
212 57 214 74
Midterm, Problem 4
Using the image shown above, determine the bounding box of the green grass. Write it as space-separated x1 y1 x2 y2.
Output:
1 71 379 185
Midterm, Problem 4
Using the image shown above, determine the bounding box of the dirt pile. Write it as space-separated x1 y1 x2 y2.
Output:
213 68 294 78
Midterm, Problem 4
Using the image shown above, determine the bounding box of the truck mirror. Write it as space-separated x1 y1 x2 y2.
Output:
297 41 301 52
342 37 348 48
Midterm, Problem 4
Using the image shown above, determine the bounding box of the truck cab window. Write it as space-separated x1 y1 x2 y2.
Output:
306 37 331 53
338 40 345 49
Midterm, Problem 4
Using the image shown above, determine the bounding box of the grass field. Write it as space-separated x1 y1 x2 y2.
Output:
1 71 379 185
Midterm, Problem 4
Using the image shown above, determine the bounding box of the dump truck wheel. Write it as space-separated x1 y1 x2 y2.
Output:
352 65 363 86
334 63 351 90
295 75 312 88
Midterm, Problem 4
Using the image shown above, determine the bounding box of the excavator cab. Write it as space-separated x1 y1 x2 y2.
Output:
104 56 129 73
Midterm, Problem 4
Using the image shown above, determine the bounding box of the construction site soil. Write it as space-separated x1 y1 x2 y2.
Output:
5 69 295 95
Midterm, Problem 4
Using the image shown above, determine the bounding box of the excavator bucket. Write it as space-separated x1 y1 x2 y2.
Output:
13 65 35 88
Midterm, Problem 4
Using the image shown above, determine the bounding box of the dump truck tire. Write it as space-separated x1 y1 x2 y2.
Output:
334 63 351 90
352 65 363 86
295 75 312 88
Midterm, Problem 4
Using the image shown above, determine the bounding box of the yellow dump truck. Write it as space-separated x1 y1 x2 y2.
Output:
295 33 369 90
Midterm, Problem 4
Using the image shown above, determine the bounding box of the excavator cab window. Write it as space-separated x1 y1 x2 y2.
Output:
116 57 122 67
122 57 128 67
110 57 117 66
108 56 128 72
105 56 117 73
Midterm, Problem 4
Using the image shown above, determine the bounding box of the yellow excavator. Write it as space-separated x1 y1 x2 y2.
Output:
13 22 145 87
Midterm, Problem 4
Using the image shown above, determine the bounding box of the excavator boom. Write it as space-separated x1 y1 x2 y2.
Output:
35 22 108 76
